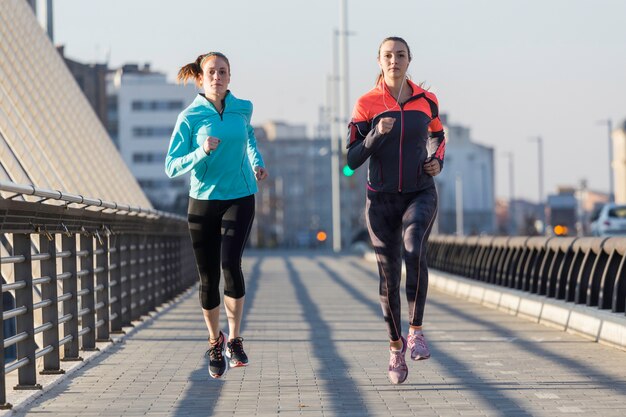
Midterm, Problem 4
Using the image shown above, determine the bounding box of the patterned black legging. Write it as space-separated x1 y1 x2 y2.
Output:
366 186 438 342
187 195 255 310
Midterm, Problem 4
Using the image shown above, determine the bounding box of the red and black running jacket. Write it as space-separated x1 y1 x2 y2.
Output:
346 79 446 193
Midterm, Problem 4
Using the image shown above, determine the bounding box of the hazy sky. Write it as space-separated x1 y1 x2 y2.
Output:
52 0 626 202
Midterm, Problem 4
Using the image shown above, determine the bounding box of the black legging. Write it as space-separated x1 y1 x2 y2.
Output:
187 195 255 310
366 186 438 342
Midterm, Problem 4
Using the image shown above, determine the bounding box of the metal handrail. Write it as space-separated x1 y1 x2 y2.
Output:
428 234 626 315
0 180 186 220
1 181 196 409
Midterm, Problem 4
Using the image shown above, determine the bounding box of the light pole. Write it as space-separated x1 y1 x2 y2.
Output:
329 31 341 252
529 136 544 233
455 173 464 236
597 119 614 203
339 0 350 132
503 152 515 235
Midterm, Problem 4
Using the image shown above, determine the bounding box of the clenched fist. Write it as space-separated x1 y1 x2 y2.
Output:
423 157 441 176
376 117 395 135
203 136 221 154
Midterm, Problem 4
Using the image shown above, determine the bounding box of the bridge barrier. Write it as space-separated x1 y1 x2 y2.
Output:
0 181 196 409
428 235 626 316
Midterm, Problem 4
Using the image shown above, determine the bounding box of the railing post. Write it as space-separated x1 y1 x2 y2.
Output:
162 239 172 300
39 234 64 375
13 233 41 390
79 234 96 350
148 237 157 312
139 238 148 317
95 233 110 342
0 267 11 409
158 237 166 306
175 238 182 294
109 235 123 334
120 235 132 327
130 235 139 321
62 234 82 361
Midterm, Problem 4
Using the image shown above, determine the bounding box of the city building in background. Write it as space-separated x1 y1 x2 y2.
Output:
613 120 626 203
509 199 544 236
253 122 333 248
106 64 196 212
546 187 578 236
434 115 496 235
58 46 109 127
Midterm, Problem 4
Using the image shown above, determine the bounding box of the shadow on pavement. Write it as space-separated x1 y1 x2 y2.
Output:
429 298 626 396
173 255 264 417
284 257 370 415
318 258 532 415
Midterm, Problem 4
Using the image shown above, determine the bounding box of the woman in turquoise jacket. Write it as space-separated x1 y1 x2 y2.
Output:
165 51 268 379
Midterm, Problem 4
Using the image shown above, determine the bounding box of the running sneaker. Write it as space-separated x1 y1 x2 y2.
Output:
207 331 227 378
388 336 408 384
226 337 249 367
407 330 431 361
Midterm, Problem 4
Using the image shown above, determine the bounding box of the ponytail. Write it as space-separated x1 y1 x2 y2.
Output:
177 61 202 85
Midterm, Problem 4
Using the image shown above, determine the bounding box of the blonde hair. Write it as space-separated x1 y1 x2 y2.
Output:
177 52 230 85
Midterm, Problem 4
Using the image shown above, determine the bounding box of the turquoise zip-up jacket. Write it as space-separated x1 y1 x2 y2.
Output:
165 92 265 200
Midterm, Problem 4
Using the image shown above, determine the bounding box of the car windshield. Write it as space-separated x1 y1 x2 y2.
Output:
608 206 626 218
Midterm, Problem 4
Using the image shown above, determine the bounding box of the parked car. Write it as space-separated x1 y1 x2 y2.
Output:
590 203 626 236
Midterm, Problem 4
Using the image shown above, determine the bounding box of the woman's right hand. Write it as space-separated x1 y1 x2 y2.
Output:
203 136 221 154
376 117 395 135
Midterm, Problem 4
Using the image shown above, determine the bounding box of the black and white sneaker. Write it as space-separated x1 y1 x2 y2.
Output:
226 337 249 367
207 331 227 378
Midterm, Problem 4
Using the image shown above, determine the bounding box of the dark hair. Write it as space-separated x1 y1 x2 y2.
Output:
376 37 412 85
177 52 230 85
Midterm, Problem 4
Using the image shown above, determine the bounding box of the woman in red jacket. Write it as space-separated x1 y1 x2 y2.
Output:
347 37 446 384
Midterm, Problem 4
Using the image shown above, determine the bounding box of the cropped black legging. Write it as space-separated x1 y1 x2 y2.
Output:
366 186 438 342
187 195 255 310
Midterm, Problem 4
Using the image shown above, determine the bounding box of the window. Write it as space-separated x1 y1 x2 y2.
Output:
133 153 165 163
608 206 626 218
131 100 184 111
138 179 184 188
132 127 173 137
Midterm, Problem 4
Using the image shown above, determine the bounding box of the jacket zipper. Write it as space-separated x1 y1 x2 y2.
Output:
395 93 425 193
398 103 405 192
207 98 225 121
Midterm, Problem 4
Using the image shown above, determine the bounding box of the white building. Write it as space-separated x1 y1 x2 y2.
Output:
613 120 626 204
107 65 196 212
434 115 496 235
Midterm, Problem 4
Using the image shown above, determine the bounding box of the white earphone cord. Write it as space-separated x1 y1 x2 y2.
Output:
382 77 405 112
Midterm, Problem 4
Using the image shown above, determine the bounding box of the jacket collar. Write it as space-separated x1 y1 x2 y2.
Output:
193 90 234 110
376 78 424 101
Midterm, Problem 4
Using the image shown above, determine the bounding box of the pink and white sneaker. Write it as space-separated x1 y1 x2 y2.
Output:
388 336 408 384
407 330 431 361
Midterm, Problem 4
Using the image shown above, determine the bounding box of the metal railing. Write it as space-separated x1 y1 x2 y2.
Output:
0 181 196 409
428 235 626 315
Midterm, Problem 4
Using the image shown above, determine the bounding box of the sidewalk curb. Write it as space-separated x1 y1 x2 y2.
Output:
429 270 626 351
364 251 626 350
1 286 197 415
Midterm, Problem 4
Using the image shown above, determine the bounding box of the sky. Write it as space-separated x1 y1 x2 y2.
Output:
51 0 626 202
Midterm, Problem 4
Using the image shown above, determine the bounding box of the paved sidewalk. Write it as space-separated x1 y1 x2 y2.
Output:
6 252 626 416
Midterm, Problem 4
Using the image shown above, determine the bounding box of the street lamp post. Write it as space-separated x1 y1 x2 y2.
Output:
529 136 545 233
455 173 464 236
328 71 341 252
504 152 515 235
597 119 614 203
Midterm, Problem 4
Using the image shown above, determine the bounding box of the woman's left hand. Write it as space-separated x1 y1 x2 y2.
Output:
423 158 441 176
255 166 268 181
